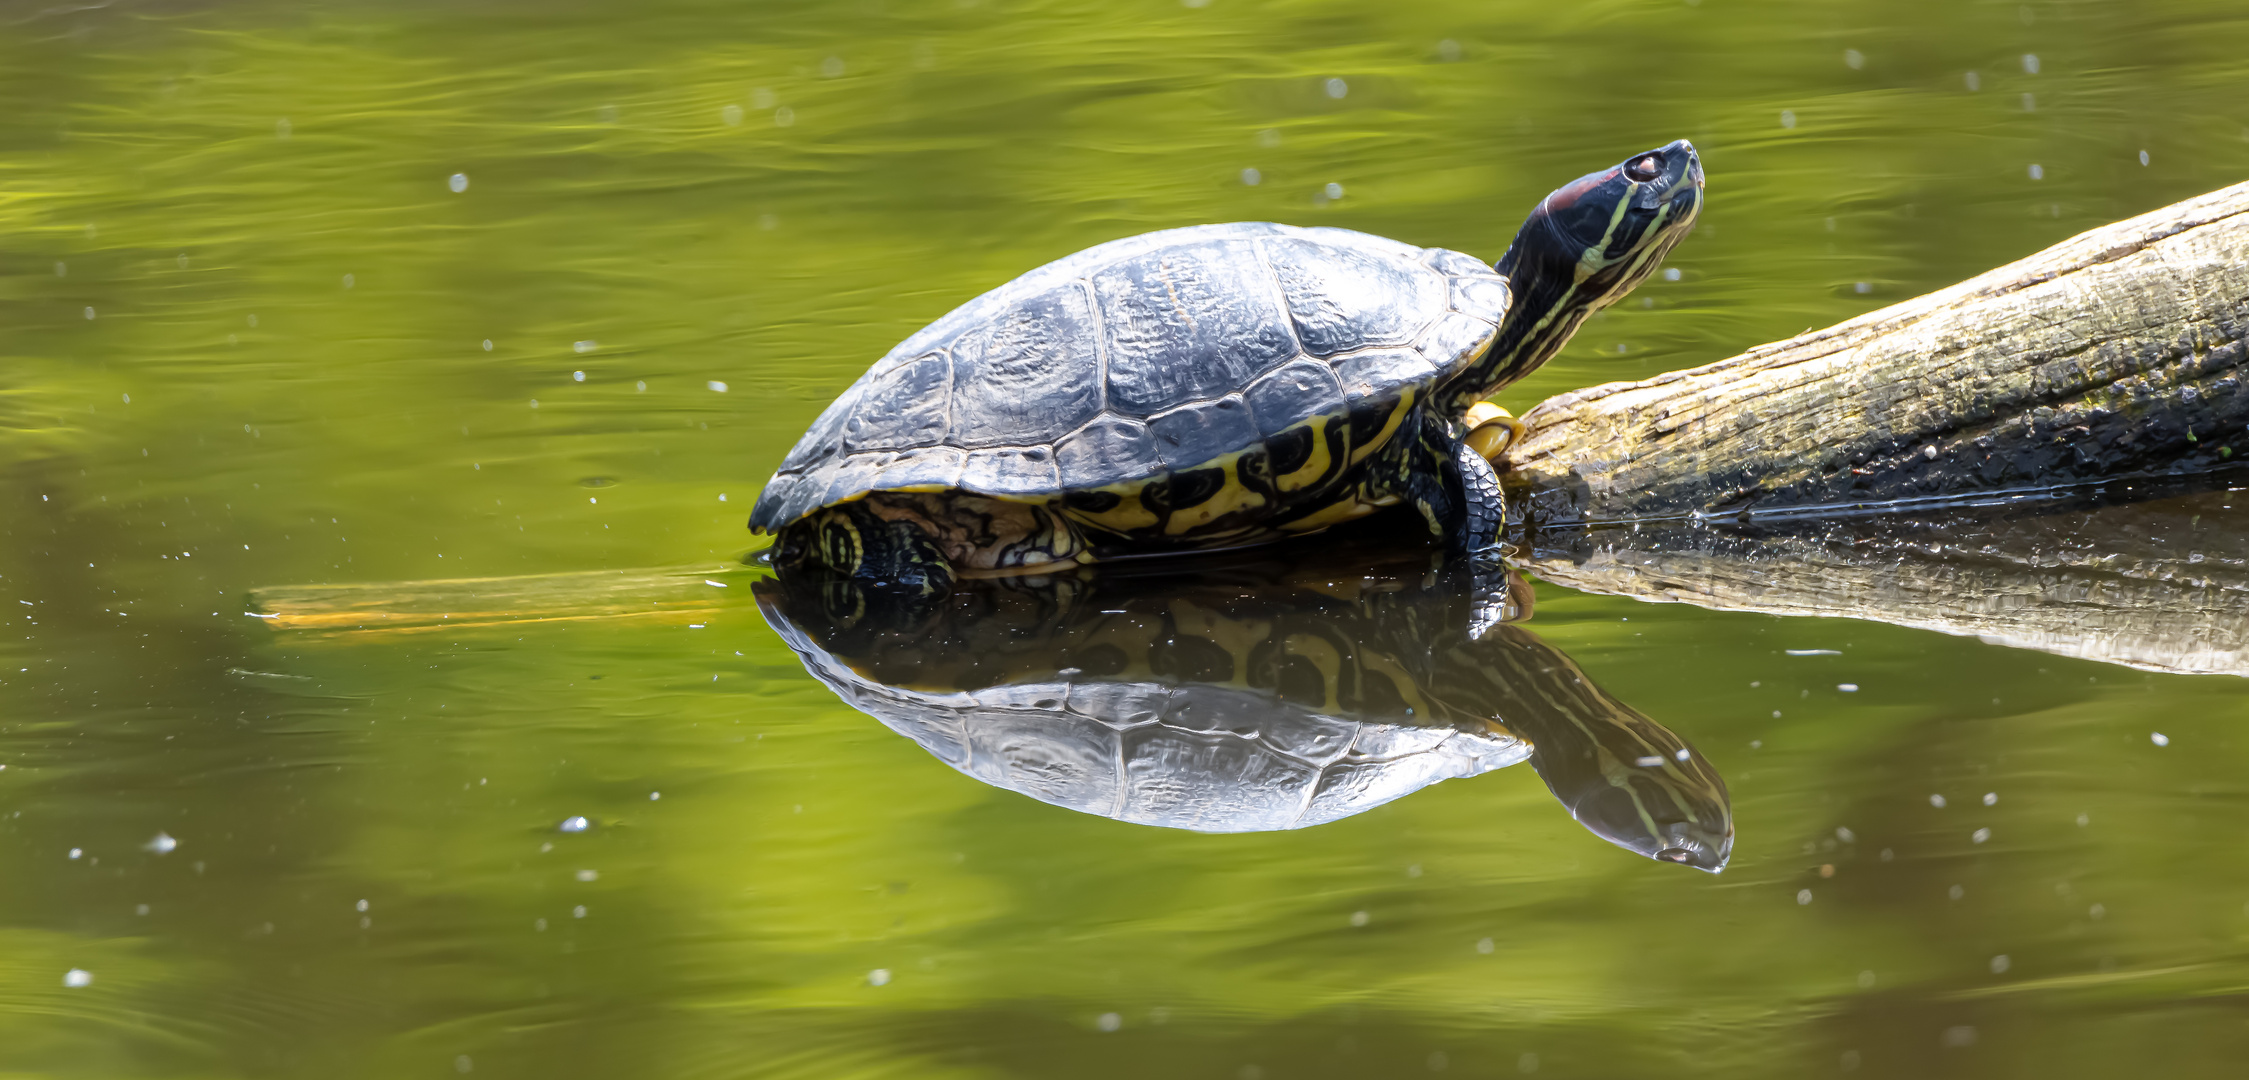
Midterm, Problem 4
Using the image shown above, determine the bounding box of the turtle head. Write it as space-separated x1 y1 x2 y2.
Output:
1444 140 1703 411
1557 747 1735 873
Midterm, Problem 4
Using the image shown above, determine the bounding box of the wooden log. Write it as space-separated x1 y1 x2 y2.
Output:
1504 181 2249 526
1522 474 2249 677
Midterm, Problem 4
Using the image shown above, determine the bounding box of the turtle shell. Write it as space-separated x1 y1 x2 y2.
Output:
761 595 1529 832
749 223 1510 534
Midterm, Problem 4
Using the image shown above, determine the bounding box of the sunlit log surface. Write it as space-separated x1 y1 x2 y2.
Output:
1523 473 2249 677
1505 181 2249 526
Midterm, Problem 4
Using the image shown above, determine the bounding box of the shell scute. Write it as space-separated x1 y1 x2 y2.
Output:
1266 235 1446 357
844 353 951 453
1242 360 1349 439
957 445 1060 499
947 281 1103 449
1146 395 1262 472
1095 239 1300 417
1054 415 1163 490
1415 312 1502 381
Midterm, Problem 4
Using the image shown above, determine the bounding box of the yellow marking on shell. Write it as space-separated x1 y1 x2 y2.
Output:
1356 649 1435 720
1276 495 1383 535
1063 485 1162 534
1273 416 1338 493
1163 452 1268 536
1346 385 1417 467
1281 632 1346 713
1168 599 1272 686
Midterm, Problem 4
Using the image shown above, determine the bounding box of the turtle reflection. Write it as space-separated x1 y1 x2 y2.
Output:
755 553 1732 872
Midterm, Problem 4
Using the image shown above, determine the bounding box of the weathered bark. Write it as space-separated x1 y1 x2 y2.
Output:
1505 181 2249 526
1523 475 2249 677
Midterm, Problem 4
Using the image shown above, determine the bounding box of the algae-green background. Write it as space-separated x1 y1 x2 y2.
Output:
4 1 2249 1077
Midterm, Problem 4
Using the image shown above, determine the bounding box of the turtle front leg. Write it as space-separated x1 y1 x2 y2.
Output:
775 502 954 593
1371 406 1507 554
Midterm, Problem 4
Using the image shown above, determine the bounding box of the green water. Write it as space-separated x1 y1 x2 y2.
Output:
6 0 2249 1076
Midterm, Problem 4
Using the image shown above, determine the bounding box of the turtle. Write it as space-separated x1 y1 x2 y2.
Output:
754 542 1733 870
751 141 1704 590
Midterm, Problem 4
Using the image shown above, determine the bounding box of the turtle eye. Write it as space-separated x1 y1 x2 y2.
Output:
1624 154 1663 183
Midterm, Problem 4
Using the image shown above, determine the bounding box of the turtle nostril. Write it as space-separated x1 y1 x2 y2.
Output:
1656 847 1694 863
1625 155 1663 182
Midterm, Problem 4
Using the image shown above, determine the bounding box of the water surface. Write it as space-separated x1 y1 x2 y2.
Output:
5 1 2249 1077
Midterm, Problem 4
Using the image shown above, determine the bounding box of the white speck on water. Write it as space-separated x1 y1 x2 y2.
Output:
448 173 468 193
1838 683 1859 692
572 370 586 382
1854 282 1872 295
529 399 539 409
122 393 131 404
342 273 354 289
721 104 743 126
135 904 149 916
1972 827 1991 844
1942 1025 1977 1048
1772 710 1782 719
589 497 597 504
2090 903 2105 919
1675 748 1691 761
1324 77 1348 99
1635 755 1664 767
1324 182 1344 200
1966 71 1981 91
1240 167 1261 186
1930 794 1948 808
751 88 775 109
2151 732 2170 746
2077 812 2090 826
455 1055 472 1074
145 832 177 854
575 869 598 882
1097 1012 1122 1032
573 340 597 354
1786 649 1841 656
481 339 493 351
1858 970 1875 988
1983 792 1998 806
1476 937 1494 954
356 899 369 912
275 117 292 139
1750 740 1762 749
716 493 727 502
54 261 65 276
1780 109 1797 129
534 918 547 931
2028 163 2045 180
2022 92 2036 112
558 816 590 833
1843 49 1864 70
2140 150 2150 166
1990 953 2011 973
1662 267 1682 281
1437 39 1461 62
635 380 647 392
572 905 586 918
83 306 95 320
820 55 845 78
774 107 795 127
708 380 729 392
649 791 660 800
1836 827 1856 843
1349 910 1370 927
1797 889 1813 905
2021 53 2040 74
63 969 92 988
868 968 891 986
1518 1053 1539 1074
